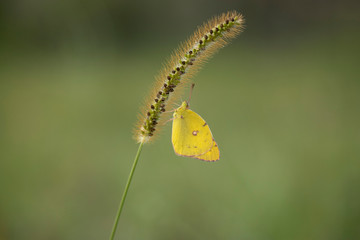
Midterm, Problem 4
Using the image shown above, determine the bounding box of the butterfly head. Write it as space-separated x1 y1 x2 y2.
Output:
174 101 189 118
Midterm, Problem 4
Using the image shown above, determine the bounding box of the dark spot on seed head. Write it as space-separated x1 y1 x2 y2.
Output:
210 29 213 34
199 40 203 44
158 91 162 95
155 99 158 102
220 24 224 28
147 112 151 116
172 70 176 74
189 50 193 54
164 84 167 88
231 18 235 22
161 108 165 112
176 67 180 71
204 35 208 40
150 105 155 109
167 76 171 80
182 61 186 65
226 20 229 24
215 27 219 32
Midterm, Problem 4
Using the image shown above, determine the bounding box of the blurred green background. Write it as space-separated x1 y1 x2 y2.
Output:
1 0 360 239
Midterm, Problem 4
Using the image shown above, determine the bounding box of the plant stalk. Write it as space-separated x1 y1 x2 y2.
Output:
109 141 144 240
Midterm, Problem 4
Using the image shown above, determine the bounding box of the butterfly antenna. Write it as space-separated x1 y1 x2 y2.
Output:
187 83 195 105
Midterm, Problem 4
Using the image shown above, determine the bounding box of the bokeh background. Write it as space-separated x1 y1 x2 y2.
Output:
1 0 359 239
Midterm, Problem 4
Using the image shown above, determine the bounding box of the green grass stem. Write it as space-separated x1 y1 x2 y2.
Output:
109 141 144 240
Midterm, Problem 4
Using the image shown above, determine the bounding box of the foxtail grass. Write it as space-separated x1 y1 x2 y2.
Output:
110 11 244 240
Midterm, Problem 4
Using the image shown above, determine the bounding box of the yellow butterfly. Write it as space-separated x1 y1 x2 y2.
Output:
172 101 220 161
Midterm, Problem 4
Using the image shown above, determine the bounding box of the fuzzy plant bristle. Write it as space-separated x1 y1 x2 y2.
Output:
135 11 244 143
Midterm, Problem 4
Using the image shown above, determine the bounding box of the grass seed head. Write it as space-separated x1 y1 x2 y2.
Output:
135 11 244 143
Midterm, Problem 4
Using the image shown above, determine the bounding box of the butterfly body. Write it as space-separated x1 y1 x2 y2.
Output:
172 101 220 161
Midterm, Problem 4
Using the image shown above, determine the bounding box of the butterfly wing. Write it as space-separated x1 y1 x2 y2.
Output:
195 141 220 162
172 109 214 157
